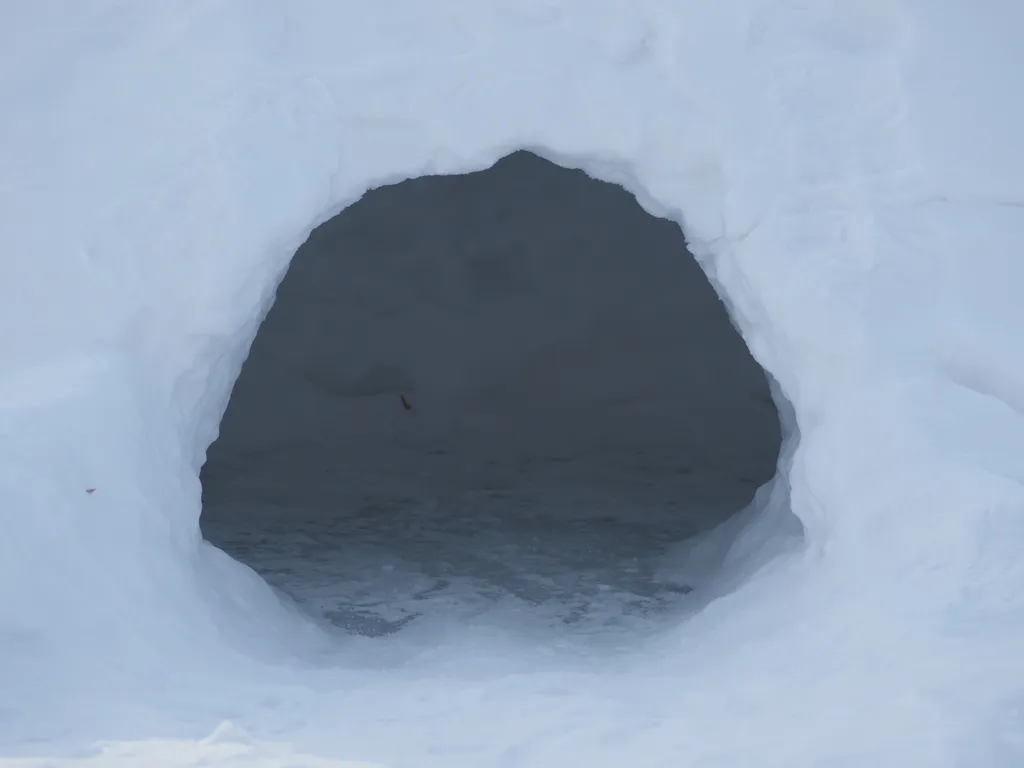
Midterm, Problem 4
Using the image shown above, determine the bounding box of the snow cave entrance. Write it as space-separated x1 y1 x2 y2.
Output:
200 151 784 639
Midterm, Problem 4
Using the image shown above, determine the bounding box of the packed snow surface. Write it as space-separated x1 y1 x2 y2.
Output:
2 1 1024 766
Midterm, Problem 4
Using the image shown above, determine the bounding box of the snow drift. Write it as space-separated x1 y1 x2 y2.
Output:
2 0 1024 765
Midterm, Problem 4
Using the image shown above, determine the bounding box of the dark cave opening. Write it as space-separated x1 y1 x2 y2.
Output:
200 151 782 638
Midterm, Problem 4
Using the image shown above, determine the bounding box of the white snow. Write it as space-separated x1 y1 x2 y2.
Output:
2 1 1024 766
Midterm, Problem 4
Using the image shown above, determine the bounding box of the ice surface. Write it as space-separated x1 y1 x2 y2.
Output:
2 1 1024 766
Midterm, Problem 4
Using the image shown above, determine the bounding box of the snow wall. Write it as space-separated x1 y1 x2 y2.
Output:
2 0 1024 764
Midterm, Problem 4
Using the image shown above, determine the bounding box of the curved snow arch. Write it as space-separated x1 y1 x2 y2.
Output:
189 123 809 602
12 0 1015 673
6 5 842 634
6 3 1024 761
200 149 795 617
185 132 814 583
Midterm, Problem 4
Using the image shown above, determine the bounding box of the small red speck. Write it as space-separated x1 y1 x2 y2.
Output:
85 488 96 494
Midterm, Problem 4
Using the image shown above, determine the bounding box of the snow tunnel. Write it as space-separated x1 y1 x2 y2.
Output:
7 2 1024 764
200 150 788 637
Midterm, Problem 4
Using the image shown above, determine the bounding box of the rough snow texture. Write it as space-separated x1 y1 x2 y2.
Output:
2 1 1024 766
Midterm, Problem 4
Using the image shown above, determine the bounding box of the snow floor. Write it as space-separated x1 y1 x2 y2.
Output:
0 448 761 766
201 445 759 648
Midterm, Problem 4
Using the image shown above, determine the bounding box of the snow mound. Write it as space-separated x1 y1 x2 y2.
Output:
2 0 1024 765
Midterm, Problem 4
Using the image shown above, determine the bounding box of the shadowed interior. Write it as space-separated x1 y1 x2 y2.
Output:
200 151 782 637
